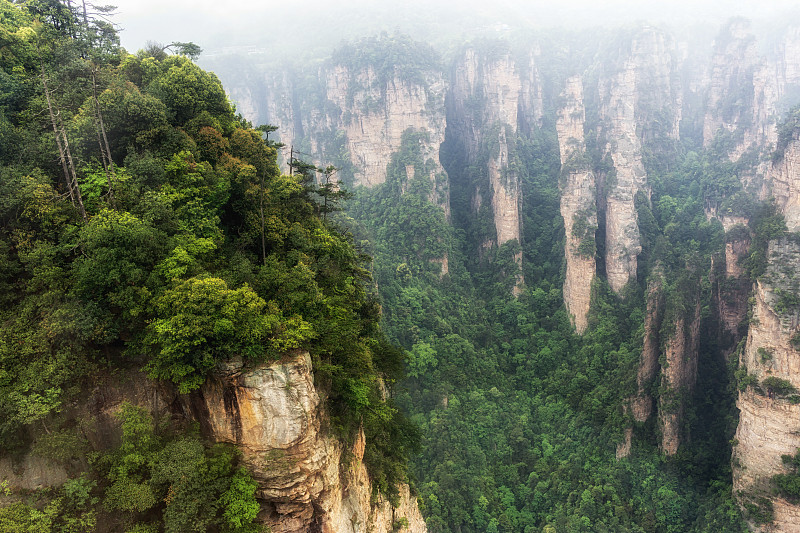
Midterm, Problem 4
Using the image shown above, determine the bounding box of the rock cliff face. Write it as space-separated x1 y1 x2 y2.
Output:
733 238 800 531
718 233 752 347
630 271 664 424
597 62 641 297
596 28 678 294
770 139 800 232
703 20 778 169
261 63 449 214
556 76 596 333
448 47 539 291
659 297 702 455
0 356 426 533
777 26 800 99
186 353 426 533
322 66 448 191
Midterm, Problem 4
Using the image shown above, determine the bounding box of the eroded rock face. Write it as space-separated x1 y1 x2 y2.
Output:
556 76 596 333
598 59 644 293
703 19 778 172
325 66 448 191
1 358 426 533
189 353 427 533
630 271 664 424
734 239 800 531
449 49 526 259
770 139 800 232
447 48 544 292
659 298 701 455
266 64 449 193
777 26 800 98
720 233 752 345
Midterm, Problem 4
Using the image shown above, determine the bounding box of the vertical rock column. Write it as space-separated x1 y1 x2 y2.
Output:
599 60 646 293
483 54 525 293
732 139 800 531
659 297 701 455
631 270 665 423
489 126 523 294
714 216 752 354
448 48 538 293
556 76 596 333
703 20 778 173
770 139 800 231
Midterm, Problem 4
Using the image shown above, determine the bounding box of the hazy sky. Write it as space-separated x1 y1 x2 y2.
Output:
108 0 800 57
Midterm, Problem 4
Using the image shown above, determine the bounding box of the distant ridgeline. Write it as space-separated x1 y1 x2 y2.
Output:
0 1 422 532
206 19 800 533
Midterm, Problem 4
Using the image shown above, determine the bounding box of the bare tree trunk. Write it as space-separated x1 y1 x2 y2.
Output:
91 66 116 199
41 58 88 221
260 173 266 265
41 59 76 207
61 125 87 221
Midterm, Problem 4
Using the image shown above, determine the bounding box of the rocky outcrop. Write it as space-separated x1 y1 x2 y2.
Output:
617 271 664 459
777 26 800 101
1 357 426 533
598 59 645 294
659 297 701 455
322 66 448 191
447 46 545 292
449 49 524 257
556 76 596 333
597 28 678 294
258 61 450 215
188 352 426 533
734 239 800 531
630 28 683 145
770 139 800 231
631 271 664 424
703 19 778 169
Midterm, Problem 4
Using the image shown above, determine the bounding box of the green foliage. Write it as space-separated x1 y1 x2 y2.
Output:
743 496 774 525
144 276 311 393
97 403 262 532
735 368 759 391
331 33 441 107
761 376 798 397
742 202 788 279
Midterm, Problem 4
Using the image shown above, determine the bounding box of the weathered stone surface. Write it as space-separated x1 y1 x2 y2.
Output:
0 455 68 491
557 75 596 333
630 271 664 423
598 61 644 293
1 357 425 533
777 26 800 99
616 427 633 460
734 239 800 531
659 298 701 455
720 236 752 341
447 48 544 292
190 353 426 533
770 139 800 232
703 18 778 186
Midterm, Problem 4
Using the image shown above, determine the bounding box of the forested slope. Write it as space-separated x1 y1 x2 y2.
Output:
0 1 418 531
